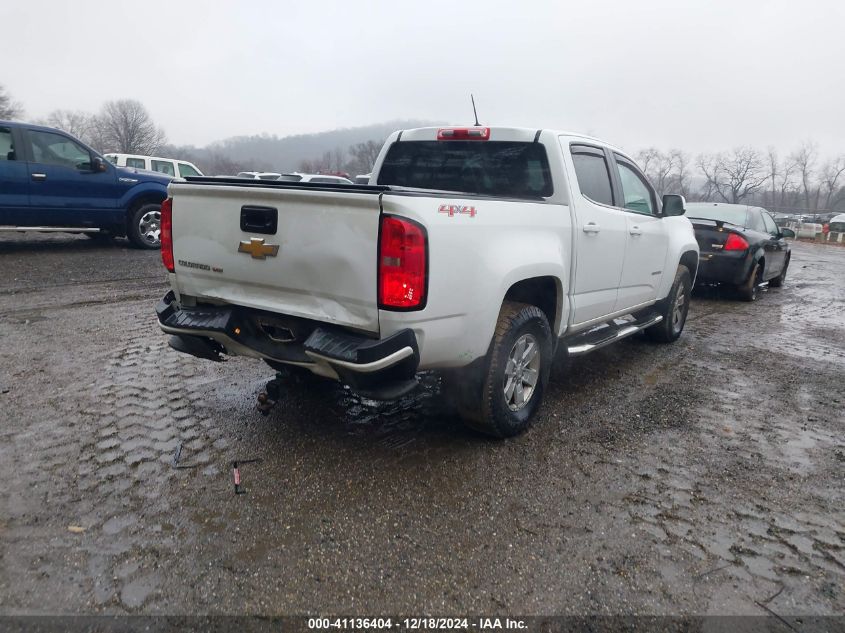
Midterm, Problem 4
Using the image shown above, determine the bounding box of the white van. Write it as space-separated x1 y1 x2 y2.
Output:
105 153 204 178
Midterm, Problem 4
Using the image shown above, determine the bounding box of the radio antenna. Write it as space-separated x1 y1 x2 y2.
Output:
471 94 480 126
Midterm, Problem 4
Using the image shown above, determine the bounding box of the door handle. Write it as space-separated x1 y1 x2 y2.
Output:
583 222 600 234
629 226 642 236
31 173 47 181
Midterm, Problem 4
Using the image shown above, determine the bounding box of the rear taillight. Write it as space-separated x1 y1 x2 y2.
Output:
161 197 174 272
378 215 427 310
724 232 749 251
437 127 490 140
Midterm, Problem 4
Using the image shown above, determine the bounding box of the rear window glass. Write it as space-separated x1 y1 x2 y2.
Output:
178 162 201 177
277 174 302 182
151 160 175 176
687 205 748 227
377 141 553 199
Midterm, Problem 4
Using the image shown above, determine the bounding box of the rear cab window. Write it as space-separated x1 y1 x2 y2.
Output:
377 141 553 199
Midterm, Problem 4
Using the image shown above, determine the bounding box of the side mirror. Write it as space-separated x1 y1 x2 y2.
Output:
780 228 796 238
662 194 686 217
92 156 109 173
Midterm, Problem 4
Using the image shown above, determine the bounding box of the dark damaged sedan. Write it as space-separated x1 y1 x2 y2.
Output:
687 202 794 301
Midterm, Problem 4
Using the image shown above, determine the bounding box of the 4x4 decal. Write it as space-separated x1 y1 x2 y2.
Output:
438 204 477 218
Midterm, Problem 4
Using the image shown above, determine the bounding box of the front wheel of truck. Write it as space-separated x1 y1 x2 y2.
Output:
454 301 553 438
127 202 163 249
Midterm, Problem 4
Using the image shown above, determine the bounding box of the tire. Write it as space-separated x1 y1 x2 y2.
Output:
127 202 162 249
737 261 762 301
456 301 553 438
769 254 789 288
644 265 692 343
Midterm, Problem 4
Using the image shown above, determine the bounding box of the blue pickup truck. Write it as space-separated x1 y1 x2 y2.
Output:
0 120 171 248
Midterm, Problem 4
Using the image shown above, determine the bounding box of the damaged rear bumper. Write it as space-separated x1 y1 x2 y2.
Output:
156 291 419 399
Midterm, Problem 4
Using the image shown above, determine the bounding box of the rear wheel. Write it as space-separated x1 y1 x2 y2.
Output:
769 254 789 288
645 265 691 343
127 202 162 249
454 301 553 438
737 262 763 301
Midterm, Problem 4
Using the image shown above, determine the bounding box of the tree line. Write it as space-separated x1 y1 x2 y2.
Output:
2 84 843 211
639 144 845 214
2 84 166 156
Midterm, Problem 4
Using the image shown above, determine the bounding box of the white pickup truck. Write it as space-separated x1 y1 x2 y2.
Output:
157 126 699 436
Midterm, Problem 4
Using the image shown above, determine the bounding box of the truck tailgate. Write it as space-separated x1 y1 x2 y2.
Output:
169 182 382 333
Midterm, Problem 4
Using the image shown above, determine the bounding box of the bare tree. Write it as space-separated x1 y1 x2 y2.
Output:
819 155 845 210
348 140 383 174
697 147 769 204
637 148 676 197
0 84 23 120
776 155 798 209
95 99 166 154
41 110 97 144
765 147 779 209
791 141 818 211
670 149 690 197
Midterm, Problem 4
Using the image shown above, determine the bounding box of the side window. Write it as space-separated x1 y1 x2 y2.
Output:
571 147 614 206
126 157 146 169
746 210 765 232
28 130 92 170
178 162 201 178
614 160 655 215
762 212 779 235
151 160 175 177
0 127 15 160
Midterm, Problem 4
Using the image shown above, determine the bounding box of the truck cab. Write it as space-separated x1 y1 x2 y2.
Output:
0 120 171 248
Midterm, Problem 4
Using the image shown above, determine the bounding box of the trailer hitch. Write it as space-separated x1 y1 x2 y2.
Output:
257 371 286 415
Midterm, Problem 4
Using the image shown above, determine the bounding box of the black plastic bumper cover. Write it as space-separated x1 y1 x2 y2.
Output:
157 291 420 400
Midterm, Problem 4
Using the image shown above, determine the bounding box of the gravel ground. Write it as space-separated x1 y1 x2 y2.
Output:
0 234 842 618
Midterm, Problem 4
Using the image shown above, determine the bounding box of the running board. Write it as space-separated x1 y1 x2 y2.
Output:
0 226 101 233
566 314 663 356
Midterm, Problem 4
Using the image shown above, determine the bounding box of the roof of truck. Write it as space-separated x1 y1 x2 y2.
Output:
395 126 624 153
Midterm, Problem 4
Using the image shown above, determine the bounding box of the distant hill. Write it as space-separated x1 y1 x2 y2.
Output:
163 119 439 175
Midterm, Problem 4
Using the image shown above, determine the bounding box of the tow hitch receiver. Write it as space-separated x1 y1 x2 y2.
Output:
257 372 286 415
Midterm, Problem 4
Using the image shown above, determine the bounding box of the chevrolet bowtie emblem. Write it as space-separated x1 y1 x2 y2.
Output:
238 238 279 259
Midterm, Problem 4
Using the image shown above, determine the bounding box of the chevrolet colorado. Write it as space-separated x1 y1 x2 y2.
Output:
157 126 699 436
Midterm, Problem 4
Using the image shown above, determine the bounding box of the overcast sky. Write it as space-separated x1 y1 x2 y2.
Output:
3 0 843 156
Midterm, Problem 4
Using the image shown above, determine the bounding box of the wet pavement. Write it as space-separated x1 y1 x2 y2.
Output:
0 234 843 617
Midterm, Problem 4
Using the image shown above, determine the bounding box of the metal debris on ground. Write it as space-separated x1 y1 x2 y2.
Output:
232 458 262 495
171 442 199 469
